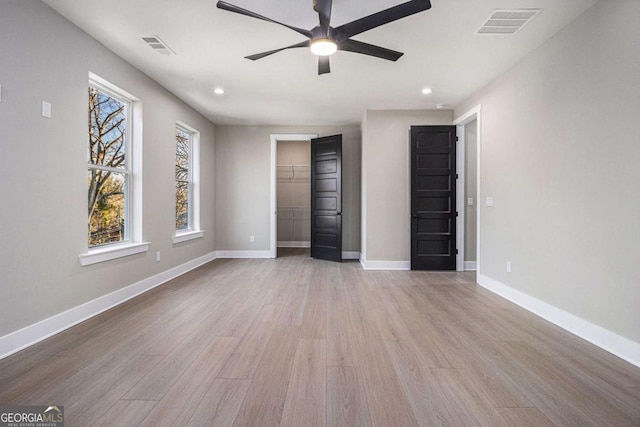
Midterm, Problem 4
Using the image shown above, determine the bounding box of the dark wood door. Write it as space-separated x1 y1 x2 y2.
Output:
410 126 457 270
311 135 342 262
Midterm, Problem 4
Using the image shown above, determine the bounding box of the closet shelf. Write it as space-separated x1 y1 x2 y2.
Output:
277 164 310 183
277 206 310 221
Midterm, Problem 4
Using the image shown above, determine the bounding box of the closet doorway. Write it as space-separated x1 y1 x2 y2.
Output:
269 134 317 258
277 140 311 253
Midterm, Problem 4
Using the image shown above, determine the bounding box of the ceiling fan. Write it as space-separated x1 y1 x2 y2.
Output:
216 0 432 75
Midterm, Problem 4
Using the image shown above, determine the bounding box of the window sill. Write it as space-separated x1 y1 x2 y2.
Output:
172 230 204 244
79 242 151 267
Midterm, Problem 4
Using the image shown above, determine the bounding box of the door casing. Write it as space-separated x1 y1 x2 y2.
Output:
453 104 482 272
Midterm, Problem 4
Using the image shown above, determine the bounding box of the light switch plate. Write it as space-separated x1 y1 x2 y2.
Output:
467 197 474 206
486 197 494 207
42 101 52 118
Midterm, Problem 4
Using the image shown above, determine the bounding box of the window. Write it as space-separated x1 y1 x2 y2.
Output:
88 84 130 246
80 74 147 266
173 122 202 243
175 126 192 231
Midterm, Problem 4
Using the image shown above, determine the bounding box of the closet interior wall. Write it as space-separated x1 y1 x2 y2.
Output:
277 141 311 247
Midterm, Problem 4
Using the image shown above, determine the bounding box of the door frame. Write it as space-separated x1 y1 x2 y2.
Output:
453 104 482 273
269 133 318 258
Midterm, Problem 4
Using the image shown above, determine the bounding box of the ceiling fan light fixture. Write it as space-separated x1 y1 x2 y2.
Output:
216 0 432 74
310 39 337 56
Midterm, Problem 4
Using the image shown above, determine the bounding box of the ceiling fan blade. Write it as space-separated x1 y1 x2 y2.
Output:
217 1 312 38
338 39 403 62
245 40 310 61
318 56 331 75
333 0 431 42
316 0 333 36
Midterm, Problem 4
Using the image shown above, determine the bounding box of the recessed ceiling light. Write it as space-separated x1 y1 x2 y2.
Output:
421 88 433 95
214 88 225 95
436 104 448 109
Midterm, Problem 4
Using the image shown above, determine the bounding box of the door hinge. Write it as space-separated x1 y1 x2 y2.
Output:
456 249 459 254
456 211 459 217
456 137 459 141
456 174 459 179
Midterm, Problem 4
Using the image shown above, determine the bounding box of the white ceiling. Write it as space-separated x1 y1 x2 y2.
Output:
42 0 597 125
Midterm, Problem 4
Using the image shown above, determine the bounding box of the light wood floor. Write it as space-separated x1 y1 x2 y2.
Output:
1 249 639 426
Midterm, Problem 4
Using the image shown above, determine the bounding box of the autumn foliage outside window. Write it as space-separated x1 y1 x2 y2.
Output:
87 86 130 246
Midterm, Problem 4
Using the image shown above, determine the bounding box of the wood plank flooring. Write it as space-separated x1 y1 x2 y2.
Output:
1 248 639 426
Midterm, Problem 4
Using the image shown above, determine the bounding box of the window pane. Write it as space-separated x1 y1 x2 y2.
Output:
176 129 190 180
88 87 127 169
176 181 190 230
88 169 126 246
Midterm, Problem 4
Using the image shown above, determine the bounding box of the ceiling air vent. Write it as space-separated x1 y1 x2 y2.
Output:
477 9 541 35
141 35 176 55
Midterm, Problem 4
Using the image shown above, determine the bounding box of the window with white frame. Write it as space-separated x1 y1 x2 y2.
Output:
87 83 132 247
80 74 147 266
174 122 201 239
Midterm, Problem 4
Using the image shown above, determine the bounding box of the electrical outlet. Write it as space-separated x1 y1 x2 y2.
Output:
467 197 474 206
506 261 512 273
156 251 161 262
249 235 255 243
486 197 494 207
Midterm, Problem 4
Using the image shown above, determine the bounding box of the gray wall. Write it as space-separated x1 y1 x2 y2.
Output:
215 125 361 252
464 119 477 262
455 0 640 343
361 110 454 262
0 1 216 337
277 141 310 243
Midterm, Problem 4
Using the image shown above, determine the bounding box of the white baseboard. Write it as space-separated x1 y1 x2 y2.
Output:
359 254 410 270
477 274 640 368
342 251 360 260
216 250 272 259
464 261 477 271
0 251 218 361
277 241 310 248
273 245 358 261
